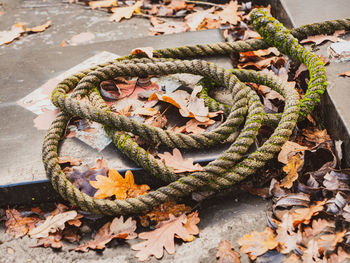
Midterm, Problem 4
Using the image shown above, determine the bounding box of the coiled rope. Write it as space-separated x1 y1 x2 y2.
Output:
42 9 350 215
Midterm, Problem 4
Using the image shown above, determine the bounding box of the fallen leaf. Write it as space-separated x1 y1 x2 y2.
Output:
278 141 308 164
303 128 330 145
90 169 150 199
158 148 203 173
131 47 154 58
217 1 242 25
149 21 188 35
274 193 310 209
280 154 303 189
166 0 187 12
339 70 350 77
73 216 137 252
144 113 167 129
133 107 159 116
28 211 78 239
300 30 346 45
64 159 108 197
184 211 200 236
138 201 191 227
89 0 117 9
182 118 215 134
242 29 262 40
0 22 25 46
328 246 350 263
114 79 159 99
26 20 52 33
216 240 241 263
240 47 280 58
184 7 216 31
301 239 321 263
317 230 345 253
131 213 199 261
5 209 41 238
275 213 302 254
302 219 335 246
63 228 81 243
238 227 277 260
58 156 82 166
110 1 142 22
7 247 15 255
32 232 63 249
291 200 326 227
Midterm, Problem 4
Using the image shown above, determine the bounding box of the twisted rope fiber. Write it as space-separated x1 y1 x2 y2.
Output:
43 9 335 215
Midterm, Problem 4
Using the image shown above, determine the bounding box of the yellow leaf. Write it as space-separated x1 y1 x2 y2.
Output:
280 154 303 189
109 1 143 22
90 169 150 199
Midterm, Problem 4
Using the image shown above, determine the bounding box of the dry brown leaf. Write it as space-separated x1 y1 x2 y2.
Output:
339 70 350 77
0 22 25 46
139 201 191 227
5 209 41 238
302 219 335 246
32 232 63 249
302 239 321 263
174 118 215 134
238 227 277 260
216 240 241 263
90 169 150 199
144 113 167 129
278 141 308 164
73 216 137 252
240 47 280 58
133 107 159 116
300 30 346 45
131 213 199 261
28 211 77 239
63 228 81 243
89 0 117 9
275 213 302 254
242 29 262 40
328 246 350 263
149 21 188 35
158 148 203 173
184 211 200 236
26 20 52 33
166 0 187 12
303 128 331 145
280 154 303 189
317 230 345 253
110 1 142 22
58 156 82 166
291 200 326 227
217 1 242 25
131 47 154 58
184 7 216 31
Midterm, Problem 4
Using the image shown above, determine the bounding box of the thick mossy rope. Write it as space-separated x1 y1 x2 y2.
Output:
42 9 349 215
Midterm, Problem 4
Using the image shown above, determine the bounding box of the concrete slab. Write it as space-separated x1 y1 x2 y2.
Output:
0 28 233 205
277 0 350 167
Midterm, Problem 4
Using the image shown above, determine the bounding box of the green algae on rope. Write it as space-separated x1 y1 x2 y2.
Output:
42 8 341 215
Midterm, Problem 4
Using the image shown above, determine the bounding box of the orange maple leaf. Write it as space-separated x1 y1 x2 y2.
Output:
90 169 150 199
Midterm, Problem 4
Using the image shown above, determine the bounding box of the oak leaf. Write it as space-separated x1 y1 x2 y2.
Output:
280 154 303 189
158 148 203 173
28 211 78 238
303 128 331 145
217 1 242 25
302 219 335 246
5 209 41 238
216 240 241 263
133 107 159 116
238 227 277 260
0 22 25 46
110 1 142 22
339 70 350 77
317 230 345 253
300 30 346 45
31 232 63 249
275 213 302 254
328 246 350 263
139 201 191 227
291 200 326 227
89 0 117 9
132 213 199 261
184 7 216 31
131 47 154 58
73 216 137 252
90 169 150 199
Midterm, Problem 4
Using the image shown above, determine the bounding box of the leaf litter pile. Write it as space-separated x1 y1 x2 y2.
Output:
2 1 350 262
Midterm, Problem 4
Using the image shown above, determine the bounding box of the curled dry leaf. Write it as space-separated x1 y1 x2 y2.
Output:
131 47 154 58
90 169 150 199
32 232 63 249
302 219 335 246
5 209 41 238
238 227 277 260
291 200 326 227
158 148 203 173
132 212 200 261
73 216 137 252
339 70 350 77
300 30 346 45
275 213 302 254
28 211 78 239
317 230 345 253
216 240 241 263
278 141 308 165
139 201 191 227
303 128 330 145
26 20 52 33
110 1 142 22
280 154 303 189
